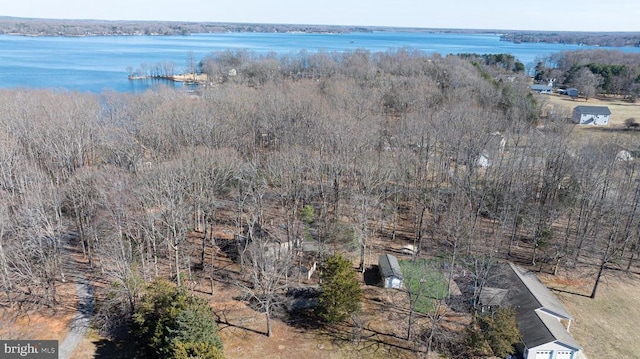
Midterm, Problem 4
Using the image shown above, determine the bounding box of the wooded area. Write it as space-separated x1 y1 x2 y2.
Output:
501 31 640 47
1 48 640 357
534 49 640 101
0 16 408 36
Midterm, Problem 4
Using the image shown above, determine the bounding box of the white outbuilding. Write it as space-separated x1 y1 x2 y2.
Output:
378 254 404 289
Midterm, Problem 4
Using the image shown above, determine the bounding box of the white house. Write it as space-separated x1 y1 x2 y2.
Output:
379 254 404 289
508 263 583 359
481 263 583 359
572 106 611 125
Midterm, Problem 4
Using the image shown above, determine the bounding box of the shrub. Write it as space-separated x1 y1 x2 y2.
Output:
625 117 639 129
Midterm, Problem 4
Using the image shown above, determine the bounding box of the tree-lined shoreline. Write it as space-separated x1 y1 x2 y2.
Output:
2 16 640 48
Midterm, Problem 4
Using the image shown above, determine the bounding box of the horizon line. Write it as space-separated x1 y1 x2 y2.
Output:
2 16 640 34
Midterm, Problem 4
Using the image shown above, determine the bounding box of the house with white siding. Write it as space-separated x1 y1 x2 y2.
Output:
572 106 611 125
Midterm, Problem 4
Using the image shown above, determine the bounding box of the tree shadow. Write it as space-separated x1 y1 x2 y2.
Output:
285 307 323 330
548 287 591 298
319 322 417 356
93 325 137 359
579 126 633 133
93 338 137 359
213 306 267 336
363 265 381 286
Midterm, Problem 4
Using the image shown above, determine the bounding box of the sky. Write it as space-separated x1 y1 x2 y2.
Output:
1 0 639 32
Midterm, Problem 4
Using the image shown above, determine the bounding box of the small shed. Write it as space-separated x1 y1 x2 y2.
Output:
378 254 404 289
572 106 611 125
565 88 579 98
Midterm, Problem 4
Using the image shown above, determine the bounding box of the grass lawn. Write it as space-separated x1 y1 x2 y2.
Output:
540 94 640 151
543 94 640 127
399 259 449 314
540 270 640 359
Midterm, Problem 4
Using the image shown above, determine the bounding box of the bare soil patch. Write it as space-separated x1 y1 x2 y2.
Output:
0 280 77 342
209 253 424 359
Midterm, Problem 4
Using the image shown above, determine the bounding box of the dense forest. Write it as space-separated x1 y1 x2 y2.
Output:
1 47 640 358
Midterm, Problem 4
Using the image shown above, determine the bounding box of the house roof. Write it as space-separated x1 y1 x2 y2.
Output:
573 106 611 116
535 310 581 349
378 254 403 280
479 287 509 307
509 263 573 320
531 84 552 91
485 263 581 352
515 309 581 350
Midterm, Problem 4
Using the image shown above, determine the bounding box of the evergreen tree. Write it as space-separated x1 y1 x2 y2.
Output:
475 306 521 357
317 254 362 323
131 279 224 358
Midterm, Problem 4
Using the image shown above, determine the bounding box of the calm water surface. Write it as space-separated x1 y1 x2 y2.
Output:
1 32 639 93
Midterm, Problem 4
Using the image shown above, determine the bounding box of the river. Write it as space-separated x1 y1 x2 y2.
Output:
1 32 639 93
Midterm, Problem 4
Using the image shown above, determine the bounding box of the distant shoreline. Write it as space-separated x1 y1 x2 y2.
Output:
3 16 640 47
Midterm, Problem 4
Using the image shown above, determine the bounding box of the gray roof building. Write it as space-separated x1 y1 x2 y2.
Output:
573 105 611 125
509 263 573 320
483 263 582 359
531 84 553 93
378 254 403 289
573 106 611 116
379 254 403 279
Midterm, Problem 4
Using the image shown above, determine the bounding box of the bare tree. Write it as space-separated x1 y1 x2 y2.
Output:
237 237 292 337
572 67 602 100
139 161 191 288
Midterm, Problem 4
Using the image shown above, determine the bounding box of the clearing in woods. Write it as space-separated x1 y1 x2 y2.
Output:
543 94 640 127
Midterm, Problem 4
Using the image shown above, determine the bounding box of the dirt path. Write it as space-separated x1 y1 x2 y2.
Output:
58 236 95 359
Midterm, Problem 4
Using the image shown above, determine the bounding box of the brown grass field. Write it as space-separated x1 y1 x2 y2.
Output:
543 94 640 127
540 268 640 359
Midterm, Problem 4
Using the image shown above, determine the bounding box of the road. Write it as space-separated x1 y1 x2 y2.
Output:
58 237 95 359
